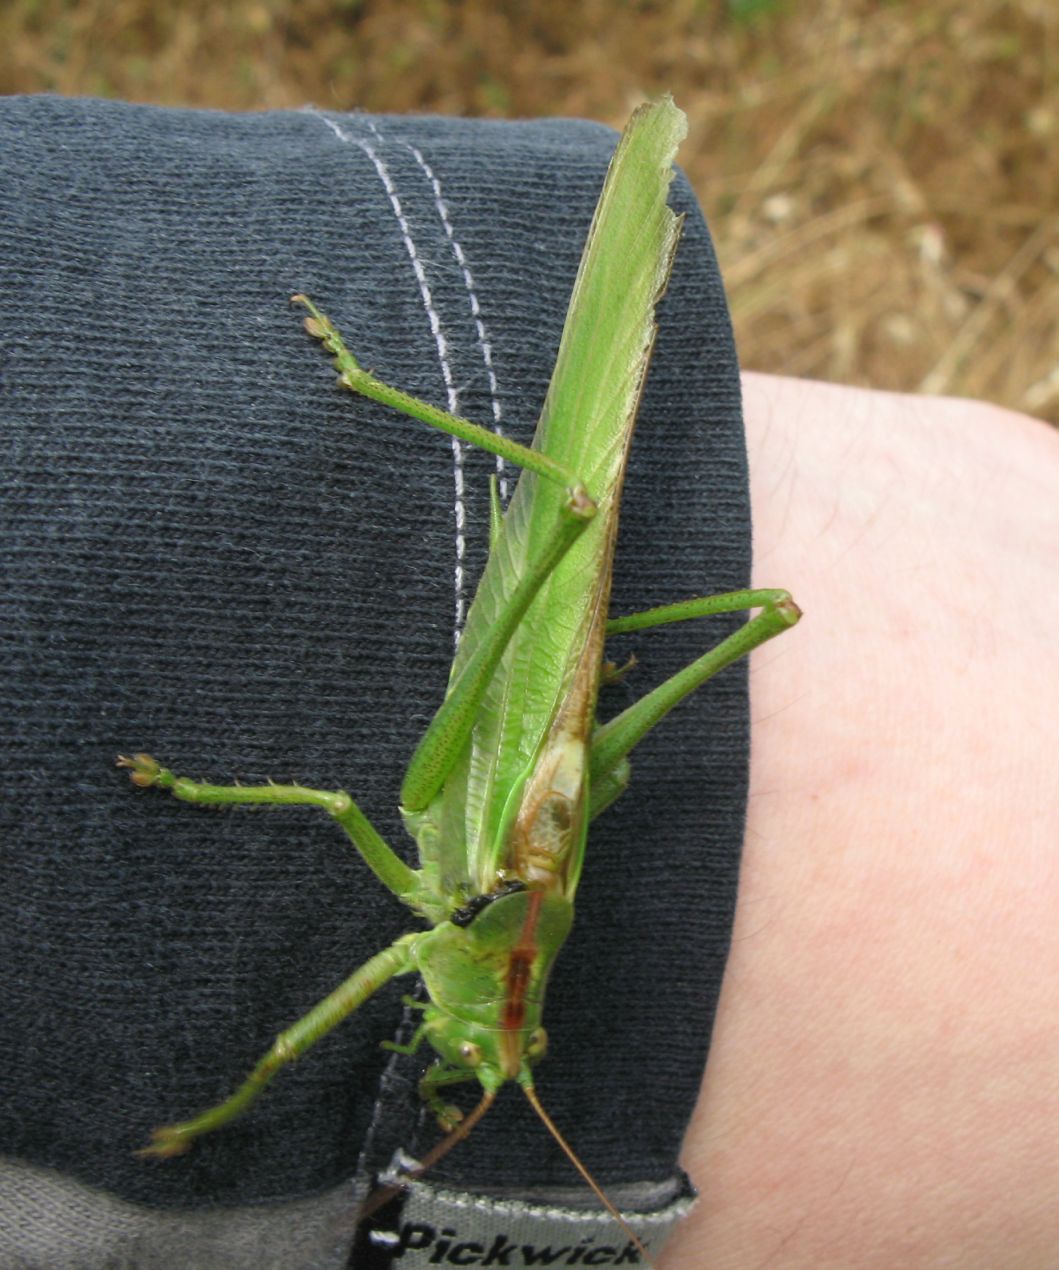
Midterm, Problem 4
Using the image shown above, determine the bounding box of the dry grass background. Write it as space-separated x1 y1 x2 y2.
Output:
3 0 1056 422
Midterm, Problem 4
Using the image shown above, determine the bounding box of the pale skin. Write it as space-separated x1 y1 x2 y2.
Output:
663 374 1059 1268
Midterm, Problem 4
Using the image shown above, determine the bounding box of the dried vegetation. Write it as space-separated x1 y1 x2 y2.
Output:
3 0 1056 420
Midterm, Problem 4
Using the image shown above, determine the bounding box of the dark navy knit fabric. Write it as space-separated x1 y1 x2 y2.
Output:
0 94 749 1232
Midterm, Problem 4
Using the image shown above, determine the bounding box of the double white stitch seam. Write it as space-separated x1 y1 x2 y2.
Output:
308 108 470 640
385 1154 695 1225
385 129 509 504
306 106 457 1220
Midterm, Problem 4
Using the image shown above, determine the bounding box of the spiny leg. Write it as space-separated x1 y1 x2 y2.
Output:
292 294 585 498
418 1061 482 1131
139 936 416 1156
589 589 801 818
117 754 422 906
378 1012 487 1129
604 588 799 640
292 294 599 815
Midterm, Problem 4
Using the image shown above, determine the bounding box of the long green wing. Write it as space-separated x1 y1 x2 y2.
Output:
430 97 686 897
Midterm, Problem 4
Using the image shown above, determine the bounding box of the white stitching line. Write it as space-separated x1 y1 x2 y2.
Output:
305 108 519 1227
305 107 446 1217
310 109 470 638
362 118 508 1158
383 1153 697 1226
376 125 509 505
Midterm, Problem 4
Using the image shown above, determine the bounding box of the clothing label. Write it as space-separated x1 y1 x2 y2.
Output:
354 1156 696 1267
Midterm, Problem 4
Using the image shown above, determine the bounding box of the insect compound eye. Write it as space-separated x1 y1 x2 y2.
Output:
526 1027 548 1059
457 1041 483 1067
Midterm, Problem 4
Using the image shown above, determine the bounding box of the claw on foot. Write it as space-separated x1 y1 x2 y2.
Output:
435 1104 464 1133
290 293 359 370
117 753 162 788
136 1125 193 1159
601 653 638 686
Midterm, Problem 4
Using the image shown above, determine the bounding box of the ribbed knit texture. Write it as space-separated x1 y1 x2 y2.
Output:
0 95 749 1219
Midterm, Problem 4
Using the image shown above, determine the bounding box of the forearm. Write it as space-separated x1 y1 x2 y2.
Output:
665 375 1059 1267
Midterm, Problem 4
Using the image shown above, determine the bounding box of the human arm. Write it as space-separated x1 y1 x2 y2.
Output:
666 375 1059 1267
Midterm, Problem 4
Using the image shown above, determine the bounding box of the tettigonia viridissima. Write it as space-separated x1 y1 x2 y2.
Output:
119 96 799 1263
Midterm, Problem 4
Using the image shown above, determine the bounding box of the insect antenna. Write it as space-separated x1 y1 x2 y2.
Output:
355 1088 497 1222
522 1084 656 1268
